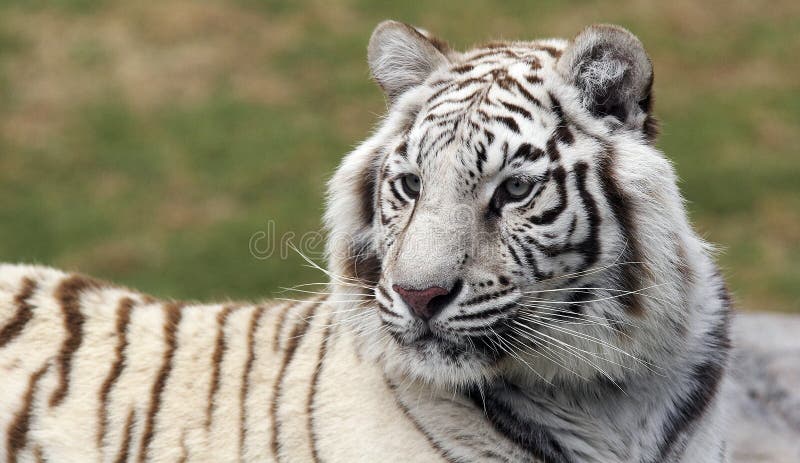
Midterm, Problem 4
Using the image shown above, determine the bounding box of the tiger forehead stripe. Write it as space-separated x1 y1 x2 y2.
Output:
407 60 557 170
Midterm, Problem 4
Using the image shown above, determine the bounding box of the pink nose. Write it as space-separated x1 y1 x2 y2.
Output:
392 285 450 320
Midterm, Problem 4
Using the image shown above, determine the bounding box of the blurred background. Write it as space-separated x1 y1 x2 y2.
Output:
0 0 797 311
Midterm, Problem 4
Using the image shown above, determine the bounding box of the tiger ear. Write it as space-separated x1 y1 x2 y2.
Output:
558 25 657 140
368 20 450 105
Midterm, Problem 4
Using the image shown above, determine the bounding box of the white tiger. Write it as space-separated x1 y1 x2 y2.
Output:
0 22 731 462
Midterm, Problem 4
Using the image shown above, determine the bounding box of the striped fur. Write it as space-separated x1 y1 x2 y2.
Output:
2 22 731 462
0 265 454 462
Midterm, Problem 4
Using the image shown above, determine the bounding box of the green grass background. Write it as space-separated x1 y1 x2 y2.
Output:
0 0 798 311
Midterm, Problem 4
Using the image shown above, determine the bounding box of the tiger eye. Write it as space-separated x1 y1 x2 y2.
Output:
503 178 533 199
401 174 422 198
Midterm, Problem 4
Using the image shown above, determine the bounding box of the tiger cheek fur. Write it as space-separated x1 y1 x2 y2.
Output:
1 21 731 463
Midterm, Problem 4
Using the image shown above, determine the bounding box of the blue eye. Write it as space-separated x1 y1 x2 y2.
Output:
401 174 421 198
503 177 533 199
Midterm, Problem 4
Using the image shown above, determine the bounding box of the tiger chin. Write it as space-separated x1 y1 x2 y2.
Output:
1 21 731 463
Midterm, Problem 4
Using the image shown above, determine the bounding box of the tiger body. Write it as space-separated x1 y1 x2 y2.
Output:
0 264 453 463
2 21 732 463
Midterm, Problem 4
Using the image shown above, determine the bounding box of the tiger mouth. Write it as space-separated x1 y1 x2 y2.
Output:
391 308 517 360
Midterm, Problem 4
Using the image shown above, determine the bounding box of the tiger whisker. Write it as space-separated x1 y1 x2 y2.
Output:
487 327 553 386
511 320 637 375
516 317 662 375
524 261 644 292
519 285 657 295
504 330 588 382
507 324 624 391
299 264 376 289
516 305 620 325
518 309 637 342
515 302 634 327
275 297 374 305
516 315 641 362
521 287 679 312
518 283 667 305
288 243 376 287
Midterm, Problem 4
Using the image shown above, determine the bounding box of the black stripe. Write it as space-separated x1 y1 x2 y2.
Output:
549 93 575 145
525 75 543 85
207 305 238 428
597 149 646 315
273 302 294 351
425 90 482 114
507 242 524 267
467 49 505 61
358 150 378 225
388 180 409 205
536 45 562 58
138 302 183 463
426 77 484 104
514 80 544 108
396 141 408 158
493 116 520 134
510 143 544 163
500 100 532 120
377 285 392 302
484 129 495 145
652 359 725 461
270 301 317 460
51 275 101 407
467 383 573 463
571 162 602 270
307 313 334 462
7 364 50 462
512 234 549 281
240 306 268 459
114 409 135 463
97 297 136 448
475 141 487 174
459 288 515 307
528 166 567 225
451 302 518 322
377 301 402 318
457 317 510 335
424 107 469 123
387 380 459 463
0 277 38 348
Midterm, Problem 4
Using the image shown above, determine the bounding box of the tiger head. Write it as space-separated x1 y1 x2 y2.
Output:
326 21 705 389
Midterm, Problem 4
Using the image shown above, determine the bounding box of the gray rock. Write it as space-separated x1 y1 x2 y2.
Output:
727 312 800 462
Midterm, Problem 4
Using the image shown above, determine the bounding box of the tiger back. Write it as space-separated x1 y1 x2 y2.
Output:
0 264 459 462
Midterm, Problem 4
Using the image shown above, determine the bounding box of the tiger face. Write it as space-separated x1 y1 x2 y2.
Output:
327 22 689 389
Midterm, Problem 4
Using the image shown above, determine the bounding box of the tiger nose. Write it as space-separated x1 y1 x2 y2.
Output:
392 280 462 320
